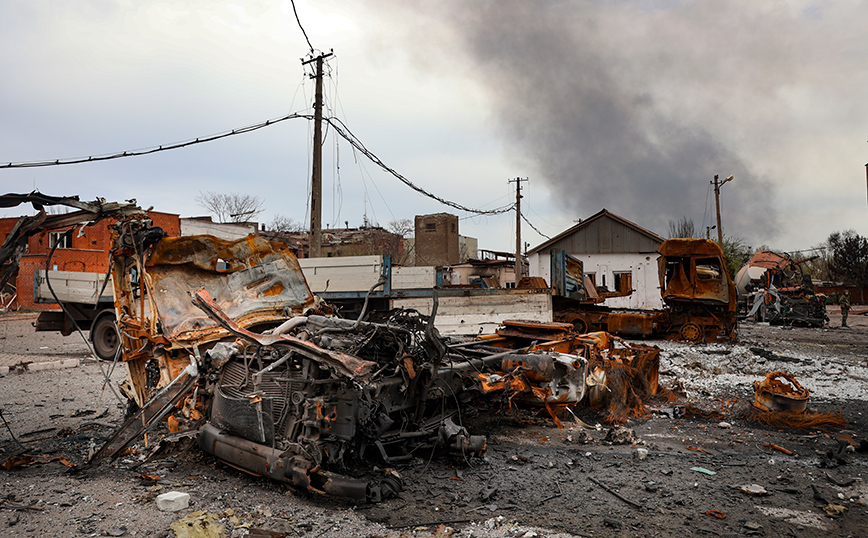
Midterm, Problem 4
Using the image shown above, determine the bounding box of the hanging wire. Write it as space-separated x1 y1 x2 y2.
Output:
2 111 513 216
323 116 514 216
521 213 551 240
290 0 314 53
0 114 306 169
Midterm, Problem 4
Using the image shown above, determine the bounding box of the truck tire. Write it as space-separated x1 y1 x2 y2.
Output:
571 318 588 334
91 313 120 361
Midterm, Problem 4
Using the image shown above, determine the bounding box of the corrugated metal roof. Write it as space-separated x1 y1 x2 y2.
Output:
527 209 664 255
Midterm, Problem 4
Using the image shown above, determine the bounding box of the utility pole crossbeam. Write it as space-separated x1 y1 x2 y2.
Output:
303 51 334 258
712 174 733 245
509 177 529 282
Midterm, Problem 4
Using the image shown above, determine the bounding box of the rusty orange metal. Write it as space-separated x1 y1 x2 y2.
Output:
754 371 809 413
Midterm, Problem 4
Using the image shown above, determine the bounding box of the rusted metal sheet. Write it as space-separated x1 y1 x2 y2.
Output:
657 239 733 306
147 235 315 344
606 312 657 337
754 371 809 413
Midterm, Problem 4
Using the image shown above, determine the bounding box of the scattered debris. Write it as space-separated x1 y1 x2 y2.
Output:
754 371 809 413
735 484 769 496
604 426 640 445
738 250 828 327
822 502 848 517
169 511 227 538
156 491 191 512
691 467 716 476
1 454 74 469
705 510 726 519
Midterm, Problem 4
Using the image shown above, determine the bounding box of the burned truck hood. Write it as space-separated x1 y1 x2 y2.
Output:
146 234 315 344
657 238 735 308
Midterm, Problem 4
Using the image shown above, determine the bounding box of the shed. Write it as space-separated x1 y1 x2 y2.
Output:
527 209 665 309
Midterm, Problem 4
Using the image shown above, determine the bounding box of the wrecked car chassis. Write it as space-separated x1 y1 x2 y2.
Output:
91 220 597 503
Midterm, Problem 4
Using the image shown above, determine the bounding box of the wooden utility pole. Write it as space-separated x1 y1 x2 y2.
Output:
509 177 528 281
303 51 333 258
712 174 732 245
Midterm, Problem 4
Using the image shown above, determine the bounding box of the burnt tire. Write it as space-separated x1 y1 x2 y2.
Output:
679 323 703 343
91 313 119 361
572 318 588 334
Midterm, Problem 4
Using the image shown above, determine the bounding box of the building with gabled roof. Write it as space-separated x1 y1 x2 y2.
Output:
527 209 665 309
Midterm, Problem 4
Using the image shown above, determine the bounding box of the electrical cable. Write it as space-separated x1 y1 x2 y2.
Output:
1 113 306 169
44 229 126 405
323 116 515 216
520 213 551 240
2 111 513 216
290 0 314 53
0 408 26 450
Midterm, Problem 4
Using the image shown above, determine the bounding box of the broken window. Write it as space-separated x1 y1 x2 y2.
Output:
49 231 72 249
425 222 436 232
613 271 632 294
695 258 722 280
664 258 691 286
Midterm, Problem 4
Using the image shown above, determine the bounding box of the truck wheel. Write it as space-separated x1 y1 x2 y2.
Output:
679 323 703 343
572 318 588 334
91 313 120 361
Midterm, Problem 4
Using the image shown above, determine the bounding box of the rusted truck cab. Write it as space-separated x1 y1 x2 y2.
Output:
657 239 737 342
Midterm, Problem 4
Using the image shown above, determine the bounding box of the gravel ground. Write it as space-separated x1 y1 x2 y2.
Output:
1 310 867 537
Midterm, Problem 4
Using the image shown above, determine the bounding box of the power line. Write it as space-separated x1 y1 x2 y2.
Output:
323 116 514 216
1 112 512 216
521 213 551 240
0 113 306 169
290 0 314 53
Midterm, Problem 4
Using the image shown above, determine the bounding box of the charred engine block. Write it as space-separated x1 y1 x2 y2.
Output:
199 313 486 502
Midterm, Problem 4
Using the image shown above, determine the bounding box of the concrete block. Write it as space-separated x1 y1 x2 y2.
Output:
156 491 190 512
25 358 80 372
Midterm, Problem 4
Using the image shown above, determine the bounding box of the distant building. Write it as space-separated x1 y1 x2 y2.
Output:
0 211 180 311
263 225 404 261
445 250 517 288
181 216 257 241
527 209 665 309
415 213 459 267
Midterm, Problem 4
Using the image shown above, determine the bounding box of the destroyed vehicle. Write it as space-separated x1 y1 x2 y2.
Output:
735 250 827 327
656 239 737 342
0 194 664 501
92 218 615 502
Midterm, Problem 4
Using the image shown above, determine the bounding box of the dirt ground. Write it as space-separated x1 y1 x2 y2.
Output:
1 309 867 538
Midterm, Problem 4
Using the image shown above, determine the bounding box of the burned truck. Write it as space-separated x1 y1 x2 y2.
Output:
550 239 737 342
1 193 663 502
95 213 633 502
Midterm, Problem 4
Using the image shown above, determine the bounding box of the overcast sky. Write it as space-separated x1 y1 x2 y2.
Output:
1 1 866 255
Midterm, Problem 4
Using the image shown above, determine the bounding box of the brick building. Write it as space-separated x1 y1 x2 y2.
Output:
414 213 460 267
0 211 180 310
262 226 404 261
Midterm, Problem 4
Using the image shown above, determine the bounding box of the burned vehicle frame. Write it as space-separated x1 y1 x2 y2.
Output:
93 218 607 502
656 239 738 342
736 250 827 327
0 193 661 502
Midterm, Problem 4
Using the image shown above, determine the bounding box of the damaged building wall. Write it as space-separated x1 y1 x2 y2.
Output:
0 211 180 310
527 209 664 309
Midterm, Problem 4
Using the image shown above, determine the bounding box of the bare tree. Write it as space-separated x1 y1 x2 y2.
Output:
269 214 307 233
195 192 264 223
667 217 696 238
387 218 414 238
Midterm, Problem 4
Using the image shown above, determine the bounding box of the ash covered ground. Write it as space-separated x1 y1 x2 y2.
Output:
1 309 866 538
